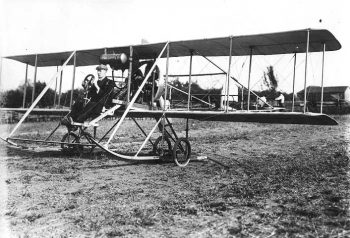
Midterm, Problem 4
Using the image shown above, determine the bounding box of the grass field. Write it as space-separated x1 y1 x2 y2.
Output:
0 115 349 237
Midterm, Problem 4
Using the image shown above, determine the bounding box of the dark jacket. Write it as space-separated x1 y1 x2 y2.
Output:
90 77 115 103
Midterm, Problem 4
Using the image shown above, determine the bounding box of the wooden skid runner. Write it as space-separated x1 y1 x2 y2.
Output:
89 137 160 161
7 137 95 147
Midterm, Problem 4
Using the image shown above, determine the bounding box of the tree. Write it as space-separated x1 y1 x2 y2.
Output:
263 66 278 90
60 89 84 107
2 81 56 108
259 66 281 100
0 92 6 107
2 89 23 107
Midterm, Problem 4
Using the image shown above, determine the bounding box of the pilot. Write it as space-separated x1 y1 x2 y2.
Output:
66 64 115 124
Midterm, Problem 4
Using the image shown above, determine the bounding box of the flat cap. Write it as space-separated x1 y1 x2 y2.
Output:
96 64 108 71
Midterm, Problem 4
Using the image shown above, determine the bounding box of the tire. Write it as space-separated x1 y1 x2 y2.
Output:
172 138 191 167
61 132 81 155
153 136 172 158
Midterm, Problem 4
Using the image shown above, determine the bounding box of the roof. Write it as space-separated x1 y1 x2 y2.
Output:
299 86 350 94
3 28 341 67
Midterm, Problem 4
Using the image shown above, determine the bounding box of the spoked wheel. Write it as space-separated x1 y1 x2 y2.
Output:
172 138 191 167
61 132 81 155
153 136 172 159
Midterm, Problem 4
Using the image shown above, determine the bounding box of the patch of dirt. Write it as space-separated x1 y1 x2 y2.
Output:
1 116 350 237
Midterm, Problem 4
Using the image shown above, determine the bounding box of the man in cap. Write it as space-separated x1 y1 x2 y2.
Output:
67 64 115 124
89 64 113 103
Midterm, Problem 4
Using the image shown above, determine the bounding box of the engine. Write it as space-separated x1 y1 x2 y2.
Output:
99 53 128 71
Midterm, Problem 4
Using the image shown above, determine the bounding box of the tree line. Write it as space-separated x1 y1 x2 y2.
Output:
0 81 82 108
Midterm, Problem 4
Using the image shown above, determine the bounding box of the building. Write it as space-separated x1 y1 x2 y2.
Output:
297 86 350 102
297 86 350 114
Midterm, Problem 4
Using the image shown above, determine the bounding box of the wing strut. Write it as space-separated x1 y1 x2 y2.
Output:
292 53 297 112
225 36 233 112
31 54 38 105
187 52 193 110
303 30 310 113
303 29 310 113
105 42 169 147
160 42 171 150
69 53 77 108
22 63 29 108
320 43 326 113
7 51 76 139
247 47 253 111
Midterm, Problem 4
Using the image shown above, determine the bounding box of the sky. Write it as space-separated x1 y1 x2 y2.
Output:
0 0 349 94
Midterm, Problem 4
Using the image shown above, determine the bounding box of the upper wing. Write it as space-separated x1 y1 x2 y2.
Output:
4 29 341 67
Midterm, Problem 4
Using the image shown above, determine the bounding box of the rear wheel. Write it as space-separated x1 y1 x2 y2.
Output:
172 138 191 167
61 132 81 155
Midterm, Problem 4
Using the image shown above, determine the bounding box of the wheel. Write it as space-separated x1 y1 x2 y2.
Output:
153 136 172 158
61 132 81 155
172 138 191 167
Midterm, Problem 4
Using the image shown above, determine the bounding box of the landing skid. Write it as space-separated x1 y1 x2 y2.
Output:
89 137 161 161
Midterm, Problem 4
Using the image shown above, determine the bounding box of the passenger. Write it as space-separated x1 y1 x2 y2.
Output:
65 64 115 124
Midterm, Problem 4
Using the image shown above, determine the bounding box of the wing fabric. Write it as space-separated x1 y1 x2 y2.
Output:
4 29 341 67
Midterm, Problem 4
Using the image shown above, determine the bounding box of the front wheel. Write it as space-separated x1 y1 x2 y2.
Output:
153 136 172 158
172 138 191 167
61 132 81 155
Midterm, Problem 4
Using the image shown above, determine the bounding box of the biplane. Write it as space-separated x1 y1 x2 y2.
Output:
0 28 341 166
